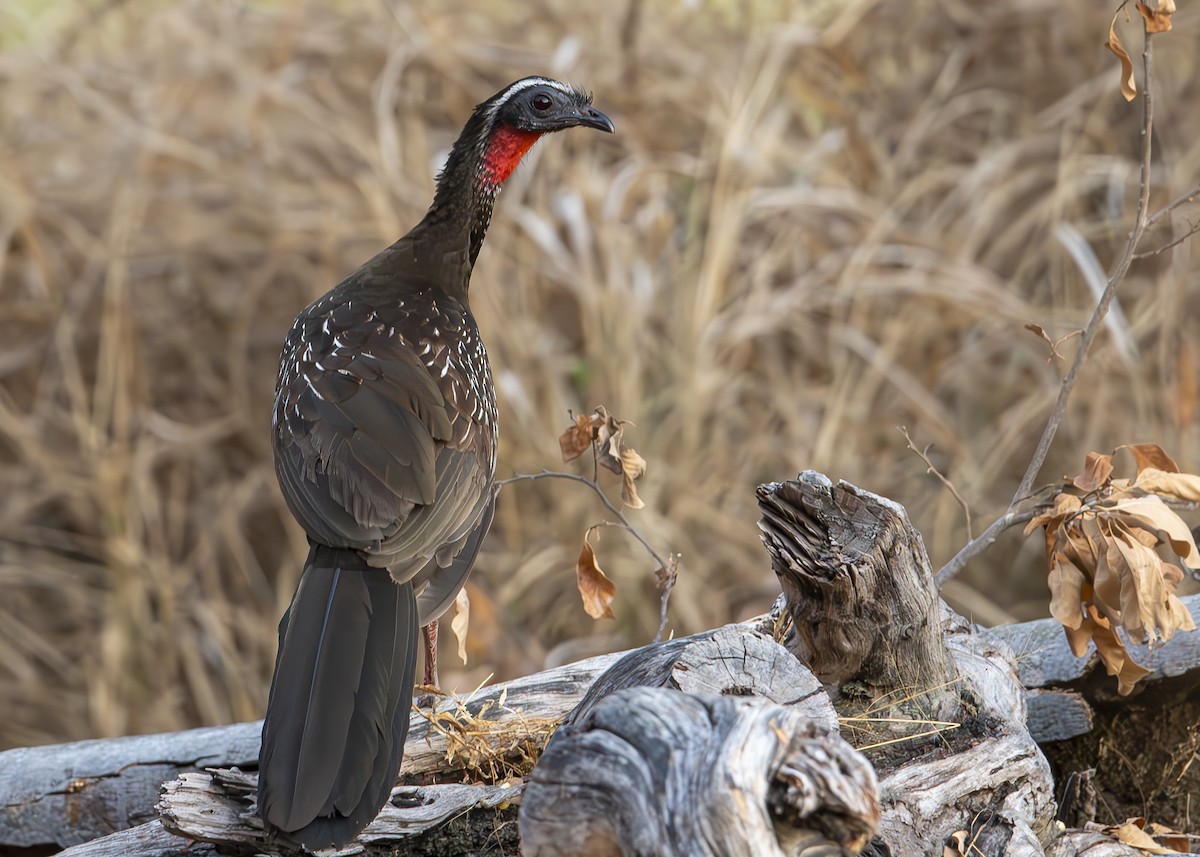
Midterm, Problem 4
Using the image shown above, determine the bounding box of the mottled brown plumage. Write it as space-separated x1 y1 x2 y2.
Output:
257 77 613 849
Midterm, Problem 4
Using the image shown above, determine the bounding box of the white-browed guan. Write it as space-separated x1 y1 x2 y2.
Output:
258 77 613 849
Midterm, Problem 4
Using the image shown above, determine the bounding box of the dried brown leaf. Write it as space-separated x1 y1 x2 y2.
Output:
1088 517 1126 627
1106 8 1137 102
1110 494 1200 566
1118 443 1179 475
1145 821 1190 852
1024 322 1050 342
1049 551 1089 630
1073 451 1114 492
559 412 599 463
619 447 646 509
451 587 470 666
1083 606 1152 695
576 535 616 620
1132 467 1200 503
1110 528 1176 640
1136 0 1175 33
943 830 967 857
1109 817 1175 853
594 407 626 475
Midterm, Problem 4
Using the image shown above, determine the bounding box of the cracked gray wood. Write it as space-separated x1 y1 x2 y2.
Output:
757 470 961 724
0 720 261 850
520 686 880 857
8 472 1197 856
759 473 1057 856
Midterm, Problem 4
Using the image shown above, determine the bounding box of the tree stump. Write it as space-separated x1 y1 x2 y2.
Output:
757 470 960 722
758 472 1056 855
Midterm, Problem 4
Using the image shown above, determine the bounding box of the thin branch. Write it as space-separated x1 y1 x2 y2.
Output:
495 470 670 572
1145 182 1200 228
933 510 1039 587
653 553 680 643
1011 31 1154 506
899 426 973 540
1133 218 1200 259
937 27 1157 585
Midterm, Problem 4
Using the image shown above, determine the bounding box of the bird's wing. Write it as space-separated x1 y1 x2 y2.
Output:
272 292 490 569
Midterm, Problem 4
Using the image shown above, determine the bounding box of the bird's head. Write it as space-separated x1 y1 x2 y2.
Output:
425 76 614 271
474 77 613 187
486 77 615 135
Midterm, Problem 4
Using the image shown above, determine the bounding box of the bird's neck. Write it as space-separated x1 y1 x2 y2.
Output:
419 117 544 286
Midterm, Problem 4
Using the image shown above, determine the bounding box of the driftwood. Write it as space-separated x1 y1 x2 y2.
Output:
0 652 623 853
518 627 873 856
521 687 878 857
5 472 1199 855
0 721 260 851
758 473 1055 856
757 471 959 720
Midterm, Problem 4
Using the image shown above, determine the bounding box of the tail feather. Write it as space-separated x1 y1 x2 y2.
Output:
258 544 418 849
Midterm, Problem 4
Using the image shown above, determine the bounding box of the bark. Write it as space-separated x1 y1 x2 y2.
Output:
0 721 260 851
6 475 1198 856
757 472 1056 856
757 471 960 722
520 687 879 857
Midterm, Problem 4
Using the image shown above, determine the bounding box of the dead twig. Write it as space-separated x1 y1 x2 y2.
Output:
496 467 678 640
653 553 680 643
899 426 973 540
1133 219 1200 259
1145 183 1200 228
937 25 1161 585
496 470 669 573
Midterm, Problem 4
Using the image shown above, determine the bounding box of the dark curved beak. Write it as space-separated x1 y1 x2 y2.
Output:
575 106 615 133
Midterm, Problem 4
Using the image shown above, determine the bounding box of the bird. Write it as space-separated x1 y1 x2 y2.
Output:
257 76 614 850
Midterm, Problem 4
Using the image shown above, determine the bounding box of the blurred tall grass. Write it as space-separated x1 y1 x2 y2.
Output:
0 0 1197 749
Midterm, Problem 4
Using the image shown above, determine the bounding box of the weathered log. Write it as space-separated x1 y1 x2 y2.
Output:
57 820 220 857
1024 689 1095 743
0 720 260 850
567 624 836 726
520 686 880 857
867 621 1056 856
983 594 1200 688
758 473 1057 856
757 471 960 723
0 652 622 853
9 467 1198 856
1045 831 1145 856
979 593 1200 743
157 768 522 856
149 626 854 856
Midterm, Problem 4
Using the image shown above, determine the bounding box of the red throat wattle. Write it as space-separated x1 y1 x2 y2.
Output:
480 125 543 186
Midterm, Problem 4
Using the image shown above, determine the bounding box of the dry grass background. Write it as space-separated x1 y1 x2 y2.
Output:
0 0 1198 750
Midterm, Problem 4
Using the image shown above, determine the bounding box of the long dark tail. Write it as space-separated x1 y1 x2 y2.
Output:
257 543 418 850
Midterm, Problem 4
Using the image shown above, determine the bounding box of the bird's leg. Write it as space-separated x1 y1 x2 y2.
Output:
421 620 439 687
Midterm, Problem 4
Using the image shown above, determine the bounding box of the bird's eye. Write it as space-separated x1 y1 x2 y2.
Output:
531 93 553 111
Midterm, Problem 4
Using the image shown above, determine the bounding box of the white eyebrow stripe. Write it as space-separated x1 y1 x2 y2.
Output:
486 77 578 120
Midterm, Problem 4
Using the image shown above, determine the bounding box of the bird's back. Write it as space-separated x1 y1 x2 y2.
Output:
271 237 498 580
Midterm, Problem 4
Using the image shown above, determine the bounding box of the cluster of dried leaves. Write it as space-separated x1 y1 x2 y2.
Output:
1106 0 1176 101
559 407 651 621
944 817 1187 856
559 406 648 509
1088 817 1190 855
1026 443 1198 694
